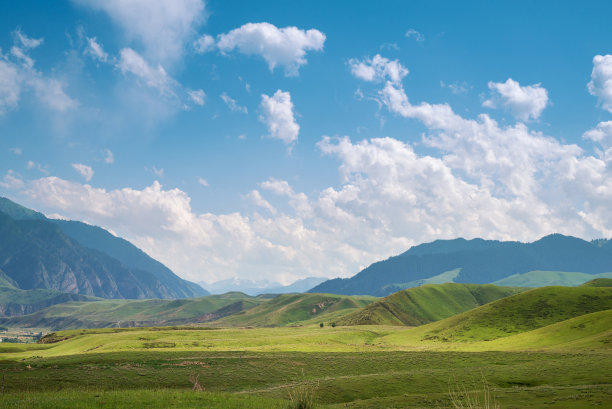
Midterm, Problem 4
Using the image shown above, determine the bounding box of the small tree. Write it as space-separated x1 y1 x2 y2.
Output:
319 322 324 328
331 322 336 328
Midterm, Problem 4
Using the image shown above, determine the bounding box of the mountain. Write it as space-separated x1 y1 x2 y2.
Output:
203 276 327 296
310 234 612 296
336 283 527 326
0 197 206 301
0 292 266 330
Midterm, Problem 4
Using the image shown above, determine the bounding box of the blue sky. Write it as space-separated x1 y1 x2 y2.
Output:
1 0 611 285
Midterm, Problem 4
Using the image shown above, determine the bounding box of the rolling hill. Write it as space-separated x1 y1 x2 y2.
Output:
388 285 612 344
215 293 377 327
336 283 527 326
0 292 267 330
0 197 206 303
310 235 612 296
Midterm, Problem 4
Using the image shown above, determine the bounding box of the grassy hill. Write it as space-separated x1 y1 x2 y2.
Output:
389 286 612 344
337 283 527 326
215 293 377 327
581 278 612 287
493 270 612 287
0 292 267 330
0 285 98 316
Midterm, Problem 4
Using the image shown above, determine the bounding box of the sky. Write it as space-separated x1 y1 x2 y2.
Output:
1 0 612 286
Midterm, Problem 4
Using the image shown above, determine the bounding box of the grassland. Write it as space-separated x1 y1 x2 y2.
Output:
216 293 376 327
336 283 526 326
0 292 268 330
0 284 610 408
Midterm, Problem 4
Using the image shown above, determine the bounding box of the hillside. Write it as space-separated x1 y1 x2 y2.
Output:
0 292 265 330
310 235 612 296
337 283 527 326
0 197 206 301
0 286 98 316
215 293 377 327
493 270 612 287
389 286 612 344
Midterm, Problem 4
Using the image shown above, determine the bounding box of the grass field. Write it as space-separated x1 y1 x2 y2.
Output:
0 284 610 408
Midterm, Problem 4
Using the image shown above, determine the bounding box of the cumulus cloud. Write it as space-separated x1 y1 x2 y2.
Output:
187 89 206 105
349 54 408 84
584 121 612 154
0 30 76 114
247 190 277 214
16 56 612 284
259 90 299 145
216 22 326 76
72 163 94 182
220 92 247 114
483 78 549 121
588 54 612 113
193 34 215 53
73 0 205 62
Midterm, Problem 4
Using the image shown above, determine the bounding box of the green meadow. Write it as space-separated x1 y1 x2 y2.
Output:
0 284 610 408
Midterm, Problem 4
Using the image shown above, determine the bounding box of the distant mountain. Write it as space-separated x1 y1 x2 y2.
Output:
310 234 612 296
0 197 207 302
202 276 327 296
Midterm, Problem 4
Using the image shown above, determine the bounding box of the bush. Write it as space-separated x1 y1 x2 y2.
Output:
319 323 323 328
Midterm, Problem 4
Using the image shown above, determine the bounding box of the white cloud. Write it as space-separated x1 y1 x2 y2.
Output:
188 89 206 105
588 54 612 113
73 0 206 62
0 170 24 189
0 30 77 114
26 160 48 174
117 48 175 95
405 28 424 42
0 59 22 114
16 56 612 284
9 147 22 155
220 92 247 114
584 121 612 154
247 190 276 214
72 163 94 182
198 177 209 187
194 34 215 53
259 90 299 145
349 54 408 84
483 78 548 121
14 29 43 49
104 149 114 164
216 22 326 76
85 36 109 62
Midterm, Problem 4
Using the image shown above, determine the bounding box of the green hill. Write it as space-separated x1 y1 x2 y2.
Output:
581 278 612 287
336 283 527 326
0 292 265 330
0 285 98 316
215 293 377 327
493 270 612 287
397 286 612 344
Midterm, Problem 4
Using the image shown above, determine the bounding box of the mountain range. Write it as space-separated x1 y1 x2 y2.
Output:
0 197 206 303
310 235 612 296
201 276 328 296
